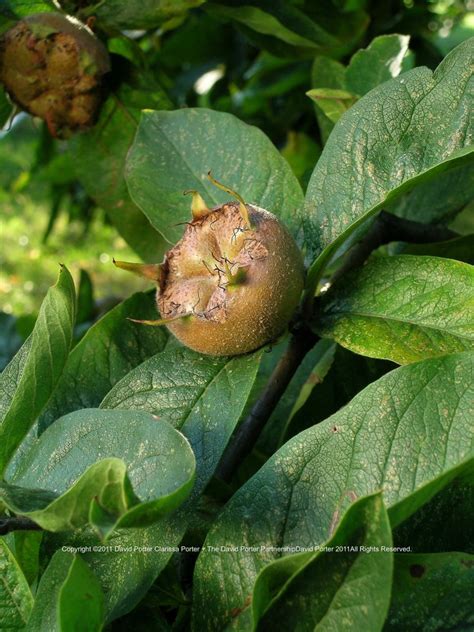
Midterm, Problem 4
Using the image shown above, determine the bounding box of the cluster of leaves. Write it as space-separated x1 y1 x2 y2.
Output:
1 0 473 630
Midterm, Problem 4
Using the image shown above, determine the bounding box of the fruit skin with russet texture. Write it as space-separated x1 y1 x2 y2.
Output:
115 185 305 357
0 12 110 137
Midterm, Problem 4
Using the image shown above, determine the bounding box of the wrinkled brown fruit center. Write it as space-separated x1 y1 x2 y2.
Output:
158 203 268 323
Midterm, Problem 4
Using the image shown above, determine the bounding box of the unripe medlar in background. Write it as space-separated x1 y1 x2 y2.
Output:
115 176 305 356
0 12 110 137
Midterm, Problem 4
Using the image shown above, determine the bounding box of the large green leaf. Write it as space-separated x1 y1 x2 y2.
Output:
85 0 204 31
0 538 33 629
252 493 392 632
47 348 261 621
6 409 195 536
193 352 474 630
281 346 394 444
0 266 75 475
72 80 172 262
39 292 167 433
385 552 474 631
125 108 304 244
25 551 104 632
315 255 474 364
101 347 260 495
304 38 474 290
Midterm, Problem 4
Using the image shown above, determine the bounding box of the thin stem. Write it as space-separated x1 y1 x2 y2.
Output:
216 325 318 483
0 516 42 535
331 211 457 285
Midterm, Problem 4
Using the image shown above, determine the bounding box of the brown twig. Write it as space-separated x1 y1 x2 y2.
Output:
216 325 318 483
0 515 42 535
331 211 457 285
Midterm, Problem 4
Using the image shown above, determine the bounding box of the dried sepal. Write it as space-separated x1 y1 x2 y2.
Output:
113 259 163 283
184 189 211 220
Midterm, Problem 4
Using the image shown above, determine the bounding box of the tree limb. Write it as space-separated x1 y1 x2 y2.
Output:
216 325 318 483
0 515 42 535
331 211 457 285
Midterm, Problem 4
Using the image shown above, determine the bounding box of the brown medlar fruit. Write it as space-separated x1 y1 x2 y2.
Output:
0 12 110 137
115 176 305 356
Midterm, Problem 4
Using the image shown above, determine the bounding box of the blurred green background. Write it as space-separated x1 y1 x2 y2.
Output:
0 117 150 316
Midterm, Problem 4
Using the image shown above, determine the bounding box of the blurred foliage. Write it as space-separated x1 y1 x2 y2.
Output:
0 118 150 317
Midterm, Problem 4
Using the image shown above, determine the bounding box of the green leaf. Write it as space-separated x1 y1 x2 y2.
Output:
125 108 304 244
86 0 205 31
58 554 104 632
101 347 260 494
75 269 94 326
345 34 413 96
0 266 75 475
47 347 260 621
0 0 55 19
26 551 104 632
388 161 474 226
207 1 368 58
385 552 474 631
315 255 474 364
6 409 195 536
193 352 474 630
10 531 42 585
253 493 392 632
281 346 394 444
71 80 172 262
39 292 167 433
0 538 33 629
396 234 474 265
304 38 474 290
306 88 357 123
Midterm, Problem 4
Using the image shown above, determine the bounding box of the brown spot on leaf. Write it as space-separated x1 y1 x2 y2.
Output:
230 595 252 618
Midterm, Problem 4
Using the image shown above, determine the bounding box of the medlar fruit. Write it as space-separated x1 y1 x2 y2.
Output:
0 12 110 137
115 176 304 356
